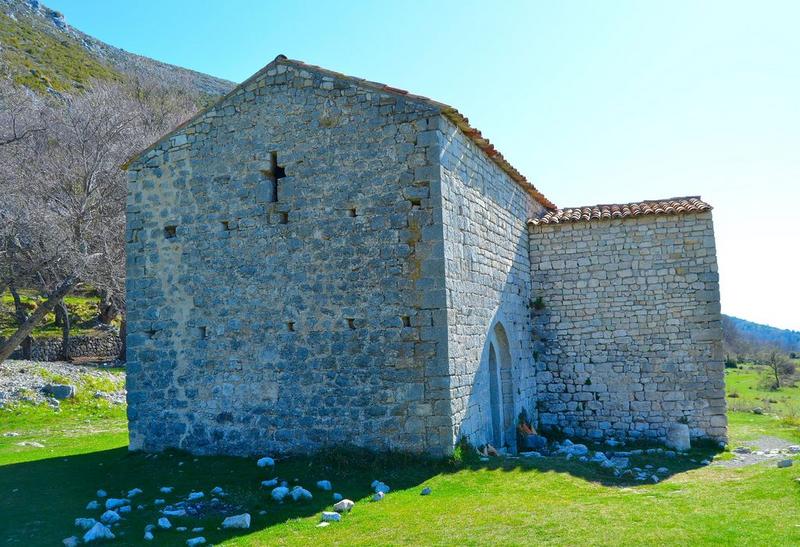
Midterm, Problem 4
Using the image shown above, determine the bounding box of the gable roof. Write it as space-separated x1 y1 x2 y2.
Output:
528 196 712 226
123 55 557 211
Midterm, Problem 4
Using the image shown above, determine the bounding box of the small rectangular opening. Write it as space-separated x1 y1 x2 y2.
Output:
221 221 231 231
286 321 295 332
401 315 411 328
409 198 421 208
348 207 357 218
279 212 289 224
146 329 157 339
199 326 207 339
346 318 356 330
164 225 177 239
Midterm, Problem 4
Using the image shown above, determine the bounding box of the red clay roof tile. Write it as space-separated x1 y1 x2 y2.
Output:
528 196 712 226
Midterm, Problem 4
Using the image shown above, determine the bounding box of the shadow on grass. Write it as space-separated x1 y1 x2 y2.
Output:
0 438 726 544
0 445 446 545
456 437 726 487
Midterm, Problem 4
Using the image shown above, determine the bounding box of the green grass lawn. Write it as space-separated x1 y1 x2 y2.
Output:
1 369 799 545
0 289 108 339
726 362 800 417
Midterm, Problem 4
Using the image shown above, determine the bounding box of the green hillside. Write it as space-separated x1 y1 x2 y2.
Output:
0 11 120 93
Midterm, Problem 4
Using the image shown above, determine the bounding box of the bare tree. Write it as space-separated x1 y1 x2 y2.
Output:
762 351 796 390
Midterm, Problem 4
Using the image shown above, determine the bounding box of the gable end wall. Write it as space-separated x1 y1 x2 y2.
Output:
529 212 727 443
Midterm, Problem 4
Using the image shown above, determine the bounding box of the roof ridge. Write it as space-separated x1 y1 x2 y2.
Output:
122 55 557 210
528 196 711 226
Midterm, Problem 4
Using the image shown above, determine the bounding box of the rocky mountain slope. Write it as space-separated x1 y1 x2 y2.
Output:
723 315 800 356
0 0 234 96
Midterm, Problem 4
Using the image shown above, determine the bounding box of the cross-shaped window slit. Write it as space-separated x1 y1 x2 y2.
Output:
263 151 286 203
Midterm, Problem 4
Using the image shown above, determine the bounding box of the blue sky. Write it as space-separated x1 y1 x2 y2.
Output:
48 0 800 331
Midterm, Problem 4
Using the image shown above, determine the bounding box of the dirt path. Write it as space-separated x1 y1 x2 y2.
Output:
718 435 799 468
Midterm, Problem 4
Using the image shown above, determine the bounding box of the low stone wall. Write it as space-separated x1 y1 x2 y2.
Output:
4 332 122 362
529 212 727 444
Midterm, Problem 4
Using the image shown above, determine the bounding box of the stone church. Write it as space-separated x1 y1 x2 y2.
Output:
124 56 726 457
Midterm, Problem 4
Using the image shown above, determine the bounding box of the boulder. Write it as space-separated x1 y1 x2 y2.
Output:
210 486 224 496
421 487 432 495
43 384 76 400
257 456 275 467
665 424 691 452
371 491 385 502
128 488 143 497
271 486 290 502
74 518 97 530
96 490 107 498
187 491 204 501
333 499 354 513
159 486 174 494
261 478 278 488
316 480 332 491
290 487 312 501
105 498 129 510
100 510 120 524
83 522 114 542
187 538 206 546
321 511 341 522
332 492 343 502
63 536 79 547
221 513 251 529
144 531 154 541
86 501 100 510
777 459 793 468
158 517 171 529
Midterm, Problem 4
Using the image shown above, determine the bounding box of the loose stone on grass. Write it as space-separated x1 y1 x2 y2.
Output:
83 522 114 542
222 513 251 529
333 499 354 513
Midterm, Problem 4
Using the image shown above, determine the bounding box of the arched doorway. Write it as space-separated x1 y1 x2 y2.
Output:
488 322 514 448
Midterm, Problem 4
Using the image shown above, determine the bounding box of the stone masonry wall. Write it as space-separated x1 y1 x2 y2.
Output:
438 116 547 450
6 332 121 362
125 61 452 456
529 212 726 444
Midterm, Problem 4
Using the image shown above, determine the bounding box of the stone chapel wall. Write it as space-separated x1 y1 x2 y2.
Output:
125 61 453 456
438 116 547 450
528 212 727 444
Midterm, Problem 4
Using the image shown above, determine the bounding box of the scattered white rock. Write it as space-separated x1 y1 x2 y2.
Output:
191 527 204 532
261 478 278 488
317 521 330 528
257 456 275 467
128 488 143 497
372 481 390 494
789 446 800 454
560 443 589 457
258 510 267 515
520 451 542 458
187 491 204 501
666 423 691 451
657 467 669 474
162 509 187 517
210 486 224 496
271 486 289 502
100 510 120 524
63 536 79 547
118 505 131 514
371 491 385 502
316 480 332 491
333 499 354 513
154 498 165 505
83 522 115 542
16 441 44 447
778 459 794 468
105 498 129 510
144 531 154 541
332 492 343 502
75 518 97 530
96 490 107 498
145 524 155 532
187 538 206 546
321 511 341 522
651 475 660 483
177 526 188 531
158 517 172 529
421 487 432 496
86 501 100 510
290 486 312 501
159 486 174 494
222 513 251 529
701 459 711 465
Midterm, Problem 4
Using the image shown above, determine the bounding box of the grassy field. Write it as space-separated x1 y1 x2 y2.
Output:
0 289 107 339
726 362 800 418
1 368 799 545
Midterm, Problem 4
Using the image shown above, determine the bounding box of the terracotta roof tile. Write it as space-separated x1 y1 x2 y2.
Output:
528 196 712 226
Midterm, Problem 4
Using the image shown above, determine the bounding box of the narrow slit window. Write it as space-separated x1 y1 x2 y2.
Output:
347 318 356 330
268 151 286 203
401 315 411 328
221 221 230 231
279 212 289 224
348 207 357 217
286 321 295 332
409 198 421 208
164 225 177 239
199 326 207 339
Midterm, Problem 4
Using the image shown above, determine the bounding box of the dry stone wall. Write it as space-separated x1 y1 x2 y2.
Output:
438 116 546 450
529 212 727 444
125 62 452 456
5 332 121 362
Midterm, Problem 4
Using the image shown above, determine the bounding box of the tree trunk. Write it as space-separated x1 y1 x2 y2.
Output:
54 303 64 327
59 300 71 361
118 317 127 362
98 291 117 325
9 286 33 360
0 278 75 365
